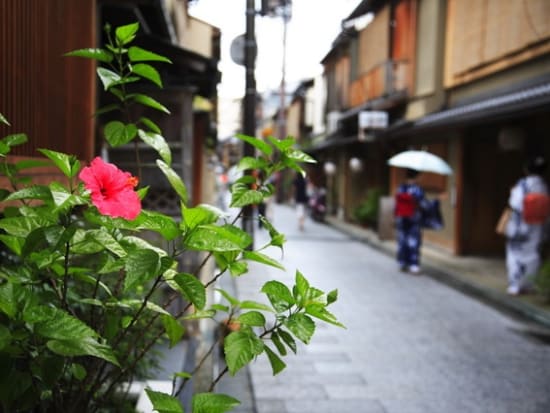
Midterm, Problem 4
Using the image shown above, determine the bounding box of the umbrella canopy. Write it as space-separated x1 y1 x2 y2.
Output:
387 150 453 175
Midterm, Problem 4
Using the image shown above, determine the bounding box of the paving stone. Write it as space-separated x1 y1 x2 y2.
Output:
222 204 550 413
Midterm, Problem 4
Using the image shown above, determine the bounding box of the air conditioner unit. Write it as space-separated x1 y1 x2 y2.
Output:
327 111 340 134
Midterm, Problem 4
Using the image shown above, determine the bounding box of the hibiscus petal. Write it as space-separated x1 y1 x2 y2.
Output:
80 157 141 220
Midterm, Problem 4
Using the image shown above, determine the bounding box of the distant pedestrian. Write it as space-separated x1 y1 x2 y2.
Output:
394 168 431 274
292 171 309 231
505 155 549 295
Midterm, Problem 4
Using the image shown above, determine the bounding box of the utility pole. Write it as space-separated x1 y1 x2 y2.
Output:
241 0 257 243
277 0 290 141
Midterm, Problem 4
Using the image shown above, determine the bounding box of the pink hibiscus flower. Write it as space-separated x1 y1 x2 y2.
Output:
79 157 141 220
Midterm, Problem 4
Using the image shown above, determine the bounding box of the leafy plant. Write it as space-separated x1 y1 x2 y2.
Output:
353 187 382 227
0 22 343 412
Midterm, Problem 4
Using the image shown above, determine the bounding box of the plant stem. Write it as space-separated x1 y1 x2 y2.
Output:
85 274 164 409
61 241 70 310
175 317 229 397
209 366 229 392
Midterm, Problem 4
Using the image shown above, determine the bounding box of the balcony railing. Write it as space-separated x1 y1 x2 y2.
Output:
349 59 410 107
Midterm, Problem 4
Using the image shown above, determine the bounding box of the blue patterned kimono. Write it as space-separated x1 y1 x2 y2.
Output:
395 183 429 270
505 175 549 293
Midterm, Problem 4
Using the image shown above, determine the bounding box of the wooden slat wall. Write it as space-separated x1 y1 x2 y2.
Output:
0 0 96 161
358 4 390 77
445 0 550 86
335 55 350 109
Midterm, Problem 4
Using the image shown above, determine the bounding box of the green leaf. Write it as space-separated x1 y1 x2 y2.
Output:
286 148 316 164
174 371 192 379
261 281 295 313
236 156 268 172
135 210 180 240
64 48 113 63
0 215 56 237
243 250 285 271
49 182 86 211
327 289 338 305
216 288 239 307
24 306 98 341
284 313 315 344
86 229 127 257
295 270 310 295
38 149 78 178
116 22 140 46
2 133 27 148
162 315 185 348
0 112 9 125
170 273 206 310
229 184 264 208
237 311 266 327
124 249 161 291
138 129 171 165
210 304 229 312
97 67 122 91
267 136 295 151
270 331 286 356
46 338 119 366
192 393 240 413
94 103 120 116
305 303 345 328
224 330 264 375
277 329 297 354
157 160 188 203
104 121 138 147
0 283 27 318
22 226 55 257
71 363 87 381
145 389 183 413
236 134 273 156
121 235 168 257
263 345 286 375
185 224 252 252
15 159 50 171
132 63 163 87
0 234 23 255
239 300 274 313
132 93 170 114
129 46 172 63
146 301 171 316
182 309 216 320
0 141 9 156
4 185 52 202
228 261 248 277
139 116 162 134
181 204 223 231
0 325 11 350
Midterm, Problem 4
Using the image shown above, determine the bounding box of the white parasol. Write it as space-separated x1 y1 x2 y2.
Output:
387 150 453 175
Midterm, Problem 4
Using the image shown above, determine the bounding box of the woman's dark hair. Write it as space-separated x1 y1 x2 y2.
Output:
526 156 547 175
406 168 420 179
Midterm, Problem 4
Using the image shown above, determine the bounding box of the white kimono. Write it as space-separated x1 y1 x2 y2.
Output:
505 175 549 292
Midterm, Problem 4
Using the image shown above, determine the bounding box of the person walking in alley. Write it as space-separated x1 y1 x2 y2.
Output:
292 171 309 231
505 155 549 296
394 168 431 274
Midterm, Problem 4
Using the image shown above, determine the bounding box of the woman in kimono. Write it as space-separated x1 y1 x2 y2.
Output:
505 156 548 295
395 168 431 274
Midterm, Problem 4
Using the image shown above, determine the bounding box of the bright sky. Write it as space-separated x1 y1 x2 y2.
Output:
189 0 361 99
